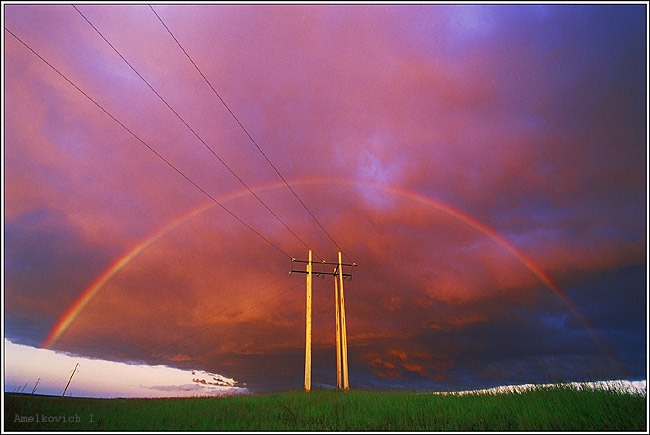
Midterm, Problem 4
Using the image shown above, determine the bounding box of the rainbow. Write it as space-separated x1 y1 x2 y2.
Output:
375 182 625 376
42 182 288 349
41 202 214 349
41 178 625 376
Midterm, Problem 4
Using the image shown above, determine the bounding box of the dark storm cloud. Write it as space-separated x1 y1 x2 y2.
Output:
4 207 118 344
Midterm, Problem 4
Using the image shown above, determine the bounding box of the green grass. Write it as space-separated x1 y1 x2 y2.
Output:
4 385 646 431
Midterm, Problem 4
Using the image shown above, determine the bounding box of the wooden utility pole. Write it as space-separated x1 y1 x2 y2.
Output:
304 250 312 392
291 252 356 391
338 252 349 390
334 268 342 389
62 363 79 397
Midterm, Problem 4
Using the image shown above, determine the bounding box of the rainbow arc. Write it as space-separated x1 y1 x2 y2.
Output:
42 178 625 377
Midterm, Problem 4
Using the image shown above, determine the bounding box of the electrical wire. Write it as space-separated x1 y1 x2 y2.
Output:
4 26 290 259
73 5 321 261
6 15 358 378
148 5 353 263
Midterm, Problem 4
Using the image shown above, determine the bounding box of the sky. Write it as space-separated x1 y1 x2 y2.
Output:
3 3 647 395
4 339 247 398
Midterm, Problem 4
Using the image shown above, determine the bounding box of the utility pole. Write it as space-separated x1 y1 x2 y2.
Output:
305 250 312 392
334 265 342 389
62 363 79 397
291 252 356 391
337 251 349 390
31 378 40 395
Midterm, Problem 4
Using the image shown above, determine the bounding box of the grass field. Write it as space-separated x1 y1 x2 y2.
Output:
4 385 647 431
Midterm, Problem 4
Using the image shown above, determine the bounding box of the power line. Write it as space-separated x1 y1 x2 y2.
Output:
148 5 353 263
72 5 320 261
4 26 290 259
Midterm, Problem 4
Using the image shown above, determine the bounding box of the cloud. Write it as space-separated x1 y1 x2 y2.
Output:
3 5 645 394
4 339 248 398
145 384 202 392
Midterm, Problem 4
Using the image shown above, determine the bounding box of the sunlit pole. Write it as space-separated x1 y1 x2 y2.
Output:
291 251 355 392
338 252 349 390
304 250 312 392
334 269 342 389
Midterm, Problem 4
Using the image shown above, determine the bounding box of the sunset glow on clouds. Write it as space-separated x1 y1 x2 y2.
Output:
3 4 646 394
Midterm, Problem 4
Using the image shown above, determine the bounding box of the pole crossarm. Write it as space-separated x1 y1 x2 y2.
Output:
290 270 352 278
292 258 357 267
